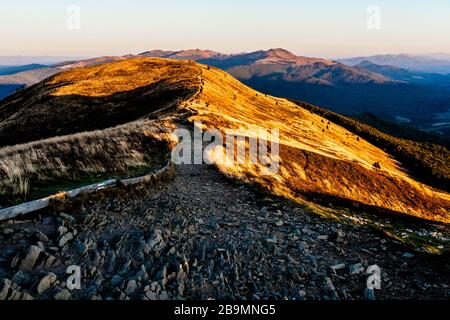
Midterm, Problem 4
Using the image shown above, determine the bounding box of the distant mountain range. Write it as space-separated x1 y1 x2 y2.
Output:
338 54 450 74
154 49 449 138
1 49 449 138
355 60 450 86
0 56 85 66
140 48 393 85
0 64 47 76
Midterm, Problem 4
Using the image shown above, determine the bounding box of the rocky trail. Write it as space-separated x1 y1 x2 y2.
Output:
0 159 449 300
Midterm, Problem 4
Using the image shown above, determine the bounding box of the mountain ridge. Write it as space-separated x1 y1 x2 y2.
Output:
0 58 448 223
338 54 450 74
1 50 449 139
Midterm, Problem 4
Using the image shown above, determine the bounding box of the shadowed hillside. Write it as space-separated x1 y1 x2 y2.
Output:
0 60 200 147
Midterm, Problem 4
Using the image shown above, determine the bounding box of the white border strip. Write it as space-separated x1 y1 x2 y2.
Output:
0 161 172 222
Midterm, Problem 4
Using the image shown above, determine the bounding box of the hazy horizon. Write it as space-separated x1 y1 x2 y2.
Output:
1 49 450 65
1 0 450 58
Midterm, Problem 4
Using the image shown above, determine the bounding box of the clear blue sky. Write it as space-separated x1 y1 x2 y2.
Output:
1 0 449 58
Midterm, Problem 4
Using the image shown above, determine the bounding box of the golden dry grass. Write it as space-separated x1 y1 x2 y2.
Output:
0 119 174 205
185 63 450 223
48 59 200 97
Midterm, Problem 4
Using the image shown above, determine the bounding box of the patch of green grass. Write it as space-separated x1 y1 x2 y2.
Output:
2 164 161 208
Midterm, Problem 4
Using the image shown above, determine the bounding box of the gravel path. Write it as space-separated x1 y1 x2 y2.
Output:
0 160 449 300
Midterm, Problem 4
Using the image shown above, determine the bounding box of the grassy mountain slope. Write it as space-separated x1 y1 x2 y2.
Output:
0 59 200 147
291 101 450 192
0 58 448 223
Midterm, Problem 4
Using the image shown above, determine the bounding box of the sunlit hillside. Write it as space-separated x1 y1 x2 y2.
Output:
186 63 450 223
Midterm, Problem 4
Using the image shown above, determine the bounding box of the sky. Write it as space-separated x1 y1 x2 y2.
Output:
1 0 449 59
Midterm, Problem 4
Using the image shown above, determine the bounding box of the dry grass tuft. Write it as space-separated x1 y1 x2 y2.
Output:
0 119 174 206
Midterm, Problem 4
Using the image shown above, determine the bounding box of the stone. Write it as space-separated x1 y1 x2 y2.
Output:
321 276 339 300
43 255 58 270
144 281 161 300
35 231 49 243
118 261 131 276
54 289 73 300
11 271 32 286
333 230 345 242
74 240 88 255
142 243 152 255
266 236 277 244
59 212 76 223
145 291 158 300
3 228 14 235
19 245 43 272
402 252 415 259
159 291 169 300
348 263 365 275
58 226 68 237
147 230 165 253
178 280 185 296
349 263 365 275
37 273 58 294
125 280 138 295
0 279 13 300
119 291 129 300
330 263 346 271
210 221 220 231
0 279 34 300
21 292 34 300
158 265 168 288
58 232 74 248
135 269 149 282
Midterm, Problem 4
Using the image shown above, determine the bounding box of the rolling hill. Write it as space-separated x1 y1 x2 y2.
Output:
0 58 448 223
139 49 230 61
